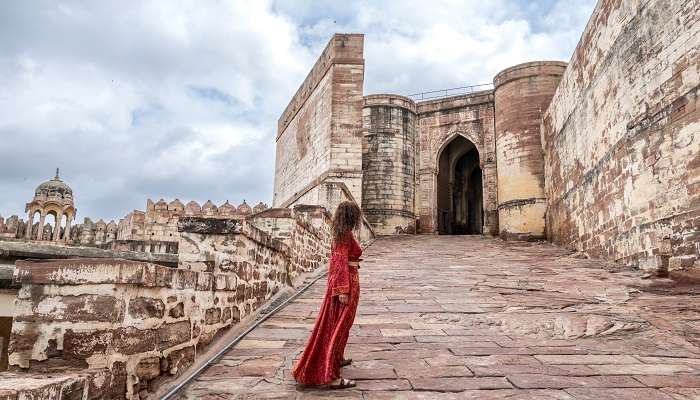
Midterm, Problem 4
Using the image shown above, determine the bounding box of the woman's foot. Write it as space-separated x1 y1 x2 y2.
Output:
328 377 356 389
341 358 352 367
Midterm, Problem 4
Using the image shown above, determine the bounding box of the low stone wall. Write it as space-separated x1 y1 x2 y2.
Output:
0 369 121 399
101 239 178 255
0 238 178 267
1 207 338 399
252 205 332 285
7 258 258 398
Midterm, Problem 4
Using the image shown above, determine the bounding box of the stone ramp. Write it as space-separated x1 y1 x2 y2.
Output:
174 236 700 399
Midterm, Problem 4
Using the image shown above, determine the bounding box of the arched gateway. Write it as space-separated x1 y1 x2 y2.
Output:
436 136 483 234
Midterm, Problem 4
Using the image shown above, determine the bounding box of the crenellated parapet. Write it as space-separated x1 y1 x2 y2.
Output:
116 199 270 244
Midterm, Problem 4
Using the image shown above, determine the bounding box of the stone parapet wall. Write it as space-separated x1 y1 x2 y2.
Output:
7 257 266 398
542 0 700 271
0 238 178 267
101 239 178 255
0 369 123 399
2 207 337 399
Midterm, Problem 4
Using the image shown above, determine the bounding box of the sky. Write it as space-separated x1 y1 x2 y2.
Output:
0 0 597 222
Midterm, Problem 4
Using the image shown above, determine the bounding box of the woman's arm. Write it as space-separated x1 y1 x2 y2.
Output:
330 243 350 297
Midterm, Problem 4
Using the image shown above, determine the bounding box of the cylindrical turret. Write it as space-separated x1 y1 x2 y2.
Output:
361 94 417 235
493 61 567 240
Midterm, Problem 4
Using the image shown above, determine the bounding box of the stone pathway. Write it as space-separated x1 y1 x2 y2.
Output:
175 236 700 399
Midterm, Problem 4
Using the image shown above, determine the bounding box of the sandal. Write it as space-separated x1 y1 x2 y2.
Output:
328 377 356 390
341 358 352 367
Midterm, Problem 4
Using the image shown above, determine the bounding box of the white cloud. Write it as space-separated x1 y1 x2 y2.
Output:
0 0 595 221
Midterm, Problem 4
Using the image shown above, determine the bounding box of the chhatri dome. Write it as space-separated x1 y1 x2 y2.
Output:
33 168 74 205
25 168 76 242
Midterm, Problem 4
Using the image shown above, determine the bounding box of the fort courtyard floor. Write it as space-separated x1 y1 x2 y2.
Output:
175 236 700 399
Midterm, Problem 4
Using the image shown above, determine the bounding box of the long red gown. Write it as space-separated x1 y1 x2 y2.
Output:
292 232 362 385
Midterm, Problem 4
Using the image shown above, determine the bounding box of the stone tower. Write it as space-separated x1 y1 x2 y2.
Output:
361 95 418 235
493 61 567 240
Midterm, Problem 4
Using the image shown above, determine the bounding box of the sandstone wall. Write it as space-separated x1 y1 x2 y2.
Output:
494 61 567 240
542 0 700 270
362 95 417 235
273 34 365 209
4 209 334 399
8 256 276 399
416 91 498 234
0 369 121 399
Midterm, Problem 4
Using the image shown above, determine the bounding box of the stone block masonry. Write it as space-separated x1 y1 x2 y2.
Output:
273 34 365 209
362 95 418 235
416 91 499 235
0 205 344 399
542 0 700 270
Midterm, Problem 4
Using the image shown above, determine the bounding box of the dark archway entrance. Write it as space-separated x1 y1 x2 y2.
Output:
437 136 483 235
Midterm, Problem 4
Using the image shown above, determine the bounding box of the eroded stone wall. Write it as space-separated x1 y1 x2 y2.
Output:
4 209 335 399
542 0 700 270
8 256 279 398
273 34 365 209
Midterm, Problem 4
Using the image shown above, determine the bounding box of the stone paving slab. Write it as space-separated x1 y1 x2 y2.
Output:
175 236 700 399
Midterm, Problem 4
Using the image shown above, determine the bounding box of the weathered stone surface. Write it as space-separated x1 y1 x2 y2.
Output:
165 346 195 375
169 302 184 318
128 297 165 319
63 330 111 359
542 0 700 270
205 308 221 325
156 321 191 350
135 357 161 381
177 217 241 234
112 327 156 355
16 294 124 323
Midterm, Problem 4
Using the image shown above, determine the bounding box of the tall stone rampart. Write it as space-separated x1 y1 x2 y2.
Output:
273 34 365 209
542 0 700 271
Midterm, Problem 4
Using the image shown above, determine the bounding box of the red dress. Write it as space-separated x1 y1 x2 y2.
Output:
292 232 362 385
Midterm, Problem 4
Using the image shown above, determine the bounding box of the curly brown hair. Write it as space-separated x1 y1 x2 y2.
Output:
331 201 361 247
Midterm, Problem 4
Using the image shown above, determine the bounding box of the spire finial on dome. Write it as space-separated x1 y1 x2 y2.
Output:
55 168 60 180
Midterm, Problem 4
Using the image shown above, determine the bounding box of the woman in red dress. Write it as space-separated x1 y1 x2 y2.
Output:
292 201 363 389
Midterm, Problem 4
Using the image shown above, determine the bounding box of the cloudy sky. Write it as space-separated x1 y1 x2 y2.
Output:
0 0 596 222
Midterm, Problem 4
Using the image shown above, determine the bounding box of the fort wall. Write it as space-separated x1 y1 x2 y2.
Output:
273 34 365 209
542 0 700 270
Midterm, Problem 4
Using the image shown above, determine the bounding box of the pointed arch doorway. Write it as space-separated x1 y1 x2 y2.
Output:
436 135 483 235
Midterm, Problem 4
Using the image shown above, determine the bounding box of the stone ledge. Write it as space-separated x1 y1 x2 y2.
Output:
14 258 160 286
0 238 177 266
0 368 121 399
